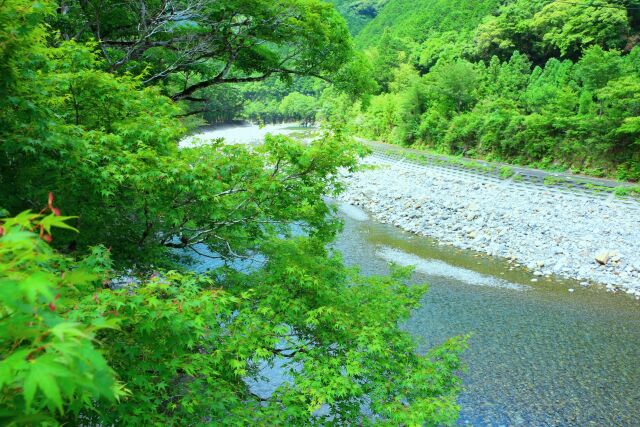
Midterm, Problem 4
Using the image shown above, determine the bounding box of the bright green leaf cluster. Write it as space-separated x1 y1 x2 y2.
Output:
0 214 121 426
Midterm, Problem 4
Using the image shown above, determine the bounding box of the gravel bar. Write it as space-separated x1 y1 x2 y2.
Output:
338 153 640 297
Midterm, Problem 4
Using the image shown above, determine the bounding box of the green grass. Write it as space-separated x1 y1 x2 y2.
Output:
583 183 611 193
613 185 640 197
499 166 515 179
543 176 565 186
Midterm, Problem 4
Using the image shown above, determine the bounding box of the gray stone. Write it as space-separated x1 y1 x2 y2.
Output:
595 251 610 266
337 153 640 294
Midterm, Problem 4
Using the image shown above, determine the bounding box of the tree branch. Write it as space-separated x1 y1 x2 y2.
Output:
172 73 273 101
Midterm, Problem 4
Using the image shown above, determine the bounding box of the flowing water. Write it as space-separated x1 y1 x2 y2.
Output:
190 124 640 426
334 203 640 426
180 122 312 148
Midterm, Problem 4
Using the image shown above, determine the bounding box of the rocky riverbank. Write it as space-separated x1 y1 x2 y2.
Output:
337 154 640 297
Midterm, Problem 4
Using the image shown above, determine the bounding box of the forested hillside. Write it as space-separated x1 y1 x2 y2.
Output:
342 0 640 180
355 0 501 47
327 0 386 34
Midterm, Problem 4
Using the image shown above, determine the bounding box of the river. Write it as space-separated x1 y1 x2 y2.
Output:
189 123 640 426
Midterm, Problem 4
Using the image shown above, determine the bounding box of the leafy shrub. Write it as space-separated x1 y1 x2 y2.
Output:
0 207 121 425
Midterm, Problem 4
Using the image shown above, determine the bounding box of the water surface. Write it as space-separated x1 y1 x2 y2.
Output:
180 122 309 148
335 204 640 426
191 125 640 426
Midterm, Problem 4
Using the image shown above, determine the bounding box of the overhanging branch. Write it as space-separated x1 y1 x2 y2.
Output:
172 73 273 101
171 68 333 101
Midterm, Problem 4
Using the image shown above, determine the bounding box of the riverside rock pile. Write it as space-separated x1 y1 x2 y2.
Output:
338 155 640 297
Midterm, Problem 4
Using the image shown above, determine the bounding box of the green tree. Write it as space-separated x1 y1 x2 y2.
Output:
0 9 355 264
417 31 473 71
595 75 640 152
424 60 481 114
532 0 630 58
474 0 550 61
279 92 319 124
1 1 468 425
481 52 532 100
367 28 409 92
574 46 624 90
0 210 121 425
53 0 355 103
0 206 468 425
199 85 246 124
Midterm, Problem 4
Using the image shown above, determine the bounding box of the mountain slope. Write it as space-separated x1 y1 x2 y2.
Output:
327 0 387 34
355 0 501 47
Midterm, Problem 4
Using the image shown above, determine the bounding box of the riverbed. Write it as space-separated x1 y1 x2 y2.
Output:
188 124 640 426
338 153 640 296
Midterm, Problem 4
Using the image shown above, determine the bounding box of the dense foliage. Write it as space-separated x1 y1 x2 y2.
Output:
2 213 466 425
213 77 324 125
53 0 353 98
344 0 640 179
0 0 466 425
0 210 121 425
355 0 501 48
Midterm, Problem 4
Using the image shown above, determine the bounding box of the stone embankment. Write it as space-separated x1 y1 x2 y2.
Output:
338 151 640 297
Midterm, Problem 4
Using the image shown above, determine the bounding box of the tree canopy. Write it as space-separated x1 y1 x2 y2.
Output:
55 0 354 101
0 0 467 425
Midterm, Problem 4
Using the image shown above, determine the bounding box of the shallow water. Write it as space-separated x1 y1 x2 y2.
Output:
191 125 640 426
335 203 640 426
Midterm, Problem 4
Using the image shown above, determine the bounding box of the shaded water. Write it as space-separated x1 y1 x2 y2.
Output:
190 125 640 426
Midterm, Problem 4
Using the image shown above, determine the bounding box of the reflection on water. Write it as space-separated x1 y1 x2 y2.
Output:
183 243 266 274
334 207 640 427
